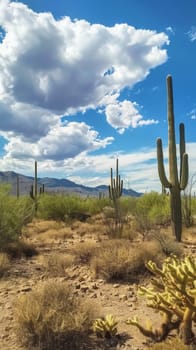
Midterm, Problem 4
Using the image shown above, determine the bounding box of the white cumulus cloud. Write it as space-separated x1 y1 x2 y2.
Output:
0 0 169 165
105 100 158 133
3 122 113 161
187 26 196 42
0 0 169 115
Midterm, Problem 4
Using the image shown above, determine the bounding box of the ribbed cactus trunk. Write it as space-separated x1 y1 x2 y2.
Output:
156 75 189 242
30 161 38 211
170 187 182 241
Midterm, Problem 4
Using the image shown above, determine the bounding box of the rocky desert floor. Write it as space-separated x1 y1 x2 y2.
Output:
0 215 195 350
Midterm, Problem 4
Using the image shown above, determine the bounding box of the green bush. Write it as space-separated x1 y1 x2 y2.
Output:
37 193 110 221
133 192 170 232
192 196 196 216
119 196 137 217
0 185 34 250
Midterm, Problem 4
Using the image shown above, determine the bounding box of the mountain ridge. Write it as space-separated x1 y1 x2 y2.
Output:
0 171 142 197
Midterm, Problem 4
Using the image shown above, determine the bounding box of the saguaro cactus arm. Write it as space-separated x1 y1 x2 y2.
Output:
179 123 189 190
157 138 171 188
180 153 189 190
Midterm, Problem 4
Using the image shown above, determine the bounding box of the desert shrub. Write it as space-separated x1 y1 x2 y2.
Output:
5 240 38 259
120 224 137 240
40 253 75 276
91 239 162 281
72 241 98 264
151 231 184 257
0 252 10 277
37 193 110 222
83 196 110 215
102 205 123 237
0 185 34 250
37 193 71 221
133 192 170 233
119 196 137 217
191 196 196 216
102 197 137 238
15 281 99 350
148 337 191 349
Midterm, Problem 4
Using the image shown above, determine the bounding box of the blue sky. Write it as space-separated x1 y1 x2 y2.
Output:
0 0 195 193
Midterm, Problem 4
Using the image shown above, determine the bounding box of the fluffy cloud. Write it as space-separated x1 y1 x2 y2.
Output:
0 0 169 165
50 143 196 192
187 26 196 42
0 0 168 115
104 99 158 133
0 98 58 141
187 108 196 120
3 122 113 160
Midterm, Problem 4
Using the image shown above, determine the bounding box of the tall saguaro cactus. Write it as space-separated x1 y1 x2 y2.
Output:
108 159 123 230
109 158 123 203
157 75 189 242
30 161 38 211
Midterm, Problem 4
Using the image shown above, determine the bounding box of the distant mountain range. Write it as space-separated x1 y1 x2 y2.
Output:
0 171 142 197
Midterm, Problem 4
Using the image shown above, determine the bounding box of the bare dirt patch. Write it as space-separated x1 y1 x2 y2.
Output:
0 217 195 350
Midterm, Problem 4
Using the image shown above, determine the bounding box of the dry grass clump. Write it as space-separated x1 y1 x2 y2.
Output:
71 240 98 264
91 239 162 281
5 240 38 259
23 220 64 238
120 224 138 240
72 220 106 238
15 281 99 350
0 252 10 277
150 230 184 257
40 253 75 276
23 219 74 244
36 227 74 243
148 337 191 349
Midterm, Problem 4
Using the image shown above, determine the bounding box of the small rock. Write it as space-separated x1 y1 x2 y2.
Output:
130 296 137 302
119 294 128 301
20 287 32 292
90 293 97 298
80 286 89 293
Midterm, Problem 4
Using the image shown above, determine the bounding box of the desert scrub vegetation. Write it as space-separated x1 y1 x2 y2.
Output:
40 253 75 277
0 252 10 277
15 281 100 350
103 192 171 240
148 337 191 349
132 192 170 235
91 239 163 281
71 240 98 264
5 239 38 259
150 230 184 257
37 193 110 222
0 185 34 251
103 196 137 239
